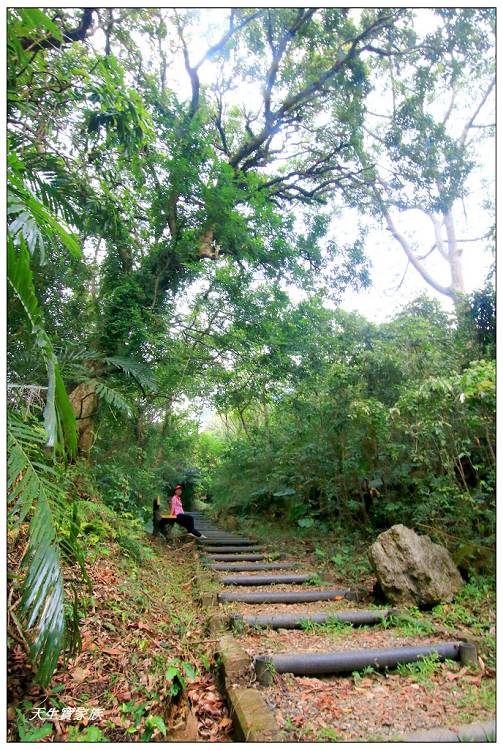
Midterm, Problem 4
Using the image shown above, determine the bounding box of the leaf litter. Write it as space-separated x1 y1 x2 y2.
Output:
8 531 233 742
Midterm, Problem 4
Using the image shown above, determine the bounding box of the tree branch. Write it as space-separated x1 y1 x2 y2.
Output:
375 190 452 297
263 9 317 126
176 9 262 118
460 77 495 146
21 8 97 53
230 10 401 169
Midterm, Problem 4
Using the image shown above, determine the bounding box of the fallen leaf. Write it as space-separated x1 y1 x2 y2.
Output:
465 676 482 687
71 667 91 683
446 666 467 681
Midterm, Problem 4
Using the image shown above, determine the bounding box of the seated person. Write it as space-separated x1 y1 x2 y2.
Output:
169 484 206 538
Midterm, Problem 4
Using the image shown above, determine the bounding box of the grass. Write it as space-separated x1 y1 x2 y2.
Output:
300 615 354 637
395 652 449 684
316 726 342 741
382 610 437 636
455 680 496 722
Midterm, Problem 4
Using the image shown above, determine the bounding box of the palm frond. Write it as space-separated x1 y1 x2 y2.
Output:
8 185 81 262
7 236 78 457
7 414 84 686
94 380 134 416
22 150 86 228
104 356 157 392
8 152 82 262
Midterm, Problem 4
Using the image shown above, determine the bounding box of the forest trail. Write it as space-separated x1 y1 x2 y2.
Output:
191 512 495 742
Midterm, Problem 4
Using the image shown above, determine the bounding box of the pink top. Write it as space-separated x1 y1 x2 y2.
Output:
170 495 184 515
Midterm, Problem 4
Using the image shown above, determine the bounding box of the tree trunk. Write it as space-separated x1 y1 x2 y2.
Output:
69 381 98 459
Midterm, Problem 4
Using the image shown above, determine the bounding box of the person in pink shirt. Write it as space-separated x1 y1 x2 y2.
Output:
170 484 206 538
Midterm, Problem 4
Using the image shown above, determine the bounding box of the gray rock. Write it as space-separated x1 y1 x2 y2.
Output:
368 524 464 607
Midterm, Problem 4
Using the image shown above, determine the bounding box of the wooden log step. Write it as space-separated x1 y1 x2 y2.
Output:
230 608 399 630
202 546 264 554
210 562 298 572
218 588 354 604
203 553 275 562
254 641 477 685
197 538 257 546
220 574 313 586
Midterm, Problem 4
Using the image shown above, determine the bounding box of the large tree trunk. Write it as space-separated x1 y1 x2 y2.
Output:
69 381 98 458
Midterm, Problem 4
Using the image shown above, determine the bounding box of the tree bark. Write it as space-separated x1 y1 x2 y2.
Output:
69 380 98 458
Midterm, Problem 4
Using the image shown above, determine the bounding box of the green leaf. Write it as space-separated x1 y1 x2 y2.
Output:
145 716 167 737
94 381 133 416
16 713 53 742
8 189 81 261
297 517 315 528
272 487 296 497
21 9 64 41
104 356 157 392
8 414 85 686
7 237 78 457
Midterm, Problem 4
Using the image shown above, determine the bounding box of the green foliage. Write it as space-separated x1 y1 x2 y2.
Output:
15 709 53 742
396 652 448 683
209 299 495 572
383 612 436 637
7 415 87 686
300 616 353 637
66 726 107 743
7 238 77 456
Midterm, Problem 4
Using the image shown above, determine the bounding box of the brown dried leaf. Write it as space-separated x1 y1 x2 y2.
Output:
71 667 91 683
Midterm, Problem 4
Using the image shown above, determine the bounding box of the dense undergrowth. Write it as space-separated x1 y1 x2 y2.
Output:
208 299 495 578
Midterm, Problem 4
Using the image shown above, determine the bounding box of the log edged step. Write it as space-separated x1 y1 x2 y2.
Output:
210 562 298 572
254 641 477 685
220 574 313 586
219 588 354 604
197 538 257 546
203 553 275 562
202 546 264 554
231 608 398 630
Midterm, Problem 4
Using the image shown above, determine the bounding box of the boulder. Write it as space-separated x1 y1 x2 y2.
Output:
368 524 464 607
